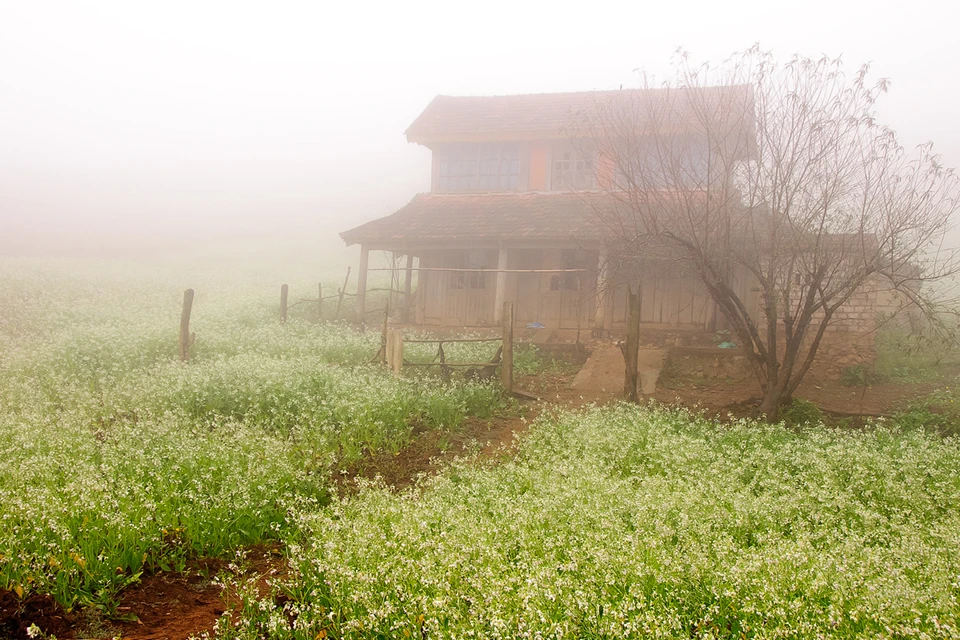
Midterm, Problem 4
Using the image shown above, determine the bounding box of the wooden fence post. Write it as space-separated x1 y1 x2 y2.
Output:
622 287 641 402
317 283 323 321
335 267 351 321
386 329 394 371
402 254 414 323
393 330 403 376
501 301 514 394
380 301 390 364
280 284 289 323
438 341 450 382
179 288 195 362
356 246 370 323
385 329 403 376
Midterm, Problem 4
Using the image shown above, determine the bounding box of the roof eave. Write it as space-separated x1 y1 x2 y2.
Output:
405 129 569 145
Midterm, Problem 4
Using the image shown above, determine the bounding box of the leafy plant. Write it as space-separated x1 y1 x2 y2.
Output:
779 398 824 427
840 363 889 387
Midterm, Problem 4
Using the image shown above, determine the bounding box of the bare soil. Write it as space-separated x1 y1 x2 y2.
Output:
0 589 76 640
654 371 944 418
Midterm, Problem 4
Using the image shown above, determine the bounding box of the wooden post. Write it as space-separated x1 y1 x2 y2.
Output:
593 248 608 336
385 329 394 371
356 246 370 323
501 300 514 393
622 286 641 402
493 247 509 323
317 282 323 322
380 300 390 364
395 331 403 376
402 254 414 323
335 267 351 320
179 288 195 362
438 341 449 382
280 284 289 323
386 329 403 376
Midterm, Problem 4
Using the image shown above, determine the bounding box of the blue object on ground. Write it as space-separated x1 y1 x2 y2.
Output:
526 322 546 329
718 341 737 349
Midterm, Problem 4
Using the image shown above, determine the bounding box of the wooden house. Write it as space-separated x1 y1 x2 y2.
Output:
340 89 752 333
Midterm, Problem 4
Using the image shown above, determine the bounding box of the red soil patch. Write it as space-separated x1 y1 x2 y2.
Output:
0 590 77 640
107 546 285 640
107 563 225 640
0 546 286 640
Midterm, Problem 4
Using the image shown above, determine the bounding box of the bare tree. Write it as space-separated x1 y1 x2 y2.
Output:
578 47 960 420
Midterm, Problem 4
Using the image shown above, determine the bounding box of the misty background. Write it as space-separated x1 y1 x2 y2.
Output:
2 0 958 268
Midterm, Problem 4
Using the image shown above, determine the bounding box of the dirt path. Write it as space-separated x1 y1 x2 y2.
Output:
337 410 536 493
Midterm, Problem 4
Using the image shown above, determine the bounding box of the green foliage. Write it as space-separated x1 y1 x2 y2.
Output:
7 258 960 636
893 386 960 437
0 260 501 611
875 320 960 382
780 398 824 427
840 363 889 387
220 405 960 638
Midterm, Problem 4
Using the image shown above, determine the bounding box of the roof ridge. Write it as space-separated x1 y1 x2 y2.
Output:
420 191 583 198
430 85 750 100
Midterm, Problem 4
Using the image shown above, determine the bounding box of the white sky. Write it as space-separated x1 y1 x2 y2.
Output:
1 0 958 257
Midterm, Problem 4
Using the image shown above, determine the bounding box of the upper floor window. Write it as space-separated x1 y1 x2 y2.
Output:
614 135 710 189
552 146 595 191
438 145 520 192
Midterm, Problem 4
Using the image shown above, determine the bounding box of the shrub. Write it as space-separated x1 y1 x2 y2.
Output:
780 397 824 426
840 363 889 387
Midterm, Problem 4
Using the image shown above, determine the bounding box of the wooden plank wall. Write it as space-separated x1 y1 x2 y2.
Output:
416 248 597 329
610 274 712 329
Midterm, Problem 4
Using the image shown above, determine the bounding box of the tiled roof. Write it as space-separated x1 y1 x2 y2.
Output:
405 86 752 142
340 192 621 246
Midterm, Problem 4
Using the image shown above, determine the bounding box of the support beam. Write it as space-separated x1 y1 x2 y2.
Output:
593 248 608 335
493 247 509 323
501 301 514 394
356 245 370 322
403 253 414 323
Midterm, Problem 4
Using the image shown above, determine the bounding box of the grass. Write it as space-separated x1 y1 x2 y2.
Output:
5 257 960 638
871 321 960 383
0 259 502 613
892 384 960 438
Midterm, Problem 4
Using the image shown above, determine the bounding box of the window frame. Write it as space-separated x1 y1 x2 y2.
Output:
436 144 521 193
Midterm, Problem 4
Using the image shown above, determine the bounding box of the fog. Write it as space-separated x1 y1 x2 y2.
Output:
2 0 958 262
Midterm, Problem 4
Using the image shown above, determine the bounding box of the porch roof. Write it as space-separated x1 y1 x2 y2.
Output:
340 192 618 247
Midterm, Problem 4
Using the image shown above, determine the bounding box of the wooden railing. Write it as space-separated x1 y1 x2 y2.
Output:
381 301 515 392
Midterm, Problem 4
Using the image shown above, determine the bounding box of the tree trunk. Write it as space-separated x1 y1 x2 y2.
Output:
759 380 790 422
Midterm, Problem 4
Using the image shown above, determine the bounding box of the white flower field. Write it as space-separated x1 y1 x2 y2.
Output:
2 258 960 638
